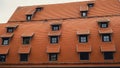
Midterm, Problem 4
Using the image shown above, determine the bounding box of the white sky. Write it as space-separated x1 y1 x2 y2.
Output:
0 0 88 23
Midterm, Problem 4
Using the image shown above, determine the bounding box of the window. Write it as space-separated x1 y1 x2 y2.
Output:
50 36 58 44
36 7 42 12
80 52 89 60
7 27 14 33
0 54 6 62
23 37 31 45
49 53 57 61
88 3 94 8
52 25 60 31
26 15 32 21
100 22 108 28
102 34 111 42
20 54 28 61
104 52 113 60
79 35 88 43
2 38 9 45
81 11 87 17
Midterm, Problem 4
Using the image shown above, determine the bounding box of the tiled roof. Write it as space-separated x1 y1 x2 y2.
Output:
76 44 91 52
8 0 120 22
77 30 90 35
99 28 113 34
0 33 14 38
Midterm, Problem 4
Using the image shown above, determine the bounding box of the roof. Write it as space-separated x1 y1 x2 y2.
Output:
77 30 90 35
48 31 61 36
99 28 113 34
8 0 120 22
0 33 14 38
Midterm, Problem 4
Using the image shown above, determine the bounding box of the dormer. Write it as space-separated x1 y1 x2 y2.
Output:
97 18 110 28
87 1 95 8
50 22 62 31
80 6 88 17
26 14 32 21
6 24 18 33
35 7 43 12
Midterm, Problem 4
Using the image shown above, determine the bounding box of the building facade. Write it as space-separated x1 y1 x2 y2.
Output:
0 0 120 67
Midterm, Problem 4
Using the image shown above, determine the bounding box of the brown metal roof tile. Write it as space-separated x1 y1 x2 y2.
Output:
1 33 14 38
77 30 90 35
100 43 116 52
76 44 91 52
99 28 113 34
46 45 60 53
0 46 9 54
48 31 61 36
18 46 31 54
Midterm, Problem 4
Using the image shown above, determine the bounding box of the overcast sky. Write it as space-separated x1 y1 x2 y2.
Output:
0 0 88 23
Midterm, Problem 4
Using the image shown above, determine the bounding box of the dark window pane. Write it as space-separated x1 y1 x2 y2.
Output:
7 28 14 33
88 4 94 8
100 22 108 28
0 54 6 62
52 25 60 31
80 52 89 60
104 52 113 60
79 35 88 43
23 37 31 44
49 53 57 61
81 11 87 17
20 54 28 61
102 34 111 42
50 36 58 44
2 38 9 45
26 15 32 21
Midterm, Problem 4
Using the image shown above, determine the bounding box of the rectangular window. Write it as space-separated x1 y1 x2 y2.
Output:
49 53 57 61
52 25 60 31
102 34 111 42
0 54 6 62
50 36 58 44
23 37 31 45
104 52 113 60
88 3 94 8
36 7 42 12
80 52 89 60
2 38 9 45
79 35 88 43
7 27 14 33
81 11 87 17
26 15 32 21
20 54 28 62
100 22 108 28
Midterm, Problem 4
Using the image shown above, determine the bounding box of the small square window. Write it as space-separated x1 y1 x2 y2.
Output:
80 52 89 60
49 53 57 61
0 54 6 62
23 37 31 45
100 22 108 28
79 35 88 43
104 52 113 60
50 36 58 44
26 15 32 21
102 34 111 42
2 38 9 45
20 54 28 62
81 11 87 17
7 27 14 33
52 25 60 31
36 7 42 12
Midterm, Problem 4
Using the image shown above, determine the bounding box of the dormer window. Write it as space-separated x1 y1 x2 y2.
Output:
100 22 108 28
52 25 60 31
36 7 43 12
50 23 62 31
7 27 14 33
87 3 94 8
81 11 87 17
2 38 10 45
97 19 110 28
26 15 32 21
